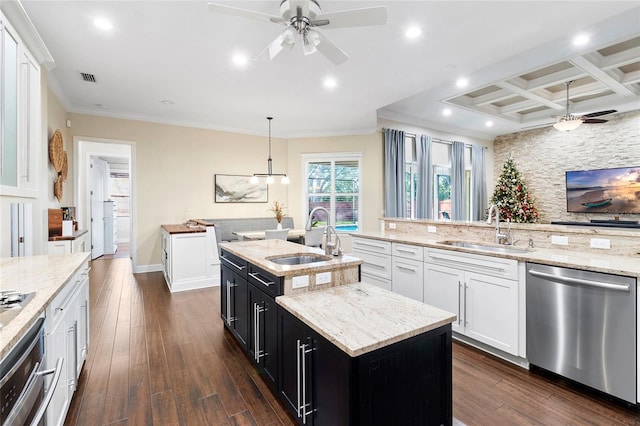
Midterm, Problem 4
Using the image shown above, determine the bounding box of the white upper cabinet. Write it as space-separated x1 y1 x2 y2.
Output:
1 8 51 197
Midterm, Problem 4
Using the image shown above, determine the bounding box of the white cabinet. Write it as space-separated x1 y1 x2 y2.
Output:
48 232 88 255
424 248 520 356
104 201 117 254
0 12 41 198
391 242 424 302
351 237 392 290
45 259 90 426
161 227 220 292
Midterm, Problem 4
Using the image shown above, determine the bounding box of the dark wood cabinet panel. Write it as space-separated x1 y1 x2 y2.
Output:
220 250 249 350
248 283 279 391
278 307 451 426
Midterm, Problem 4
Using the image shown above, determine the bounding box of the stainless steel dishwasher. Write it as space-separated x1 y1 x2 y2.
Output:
526 262 637 403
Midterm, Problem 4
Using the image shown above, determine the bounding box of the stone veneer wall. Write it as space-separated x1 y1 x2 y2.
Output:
493 110 640 223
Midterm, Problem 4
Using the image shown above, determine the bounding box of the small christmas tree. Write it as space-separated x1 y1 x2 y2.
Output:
489 156 539 223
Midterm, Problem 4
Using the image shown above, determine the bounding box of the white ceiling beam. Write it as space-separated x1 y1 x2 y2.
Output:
523 68 586 91
588 47 640 70
498 99 542 114
495 81 565 110
621 69 640 85
471 89 515 106
570 56 637 97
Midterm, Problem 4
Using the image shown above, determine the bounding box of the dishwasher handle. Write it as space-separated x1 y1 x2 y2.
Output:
528 269 630 292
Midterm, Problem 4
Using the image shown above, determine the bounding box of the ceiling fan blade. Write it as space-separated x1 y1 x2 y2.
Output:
256 32 293 62
582 109 617 118
317 6 387 29
583 118 608 124
313 31 349 65
207 2 282 24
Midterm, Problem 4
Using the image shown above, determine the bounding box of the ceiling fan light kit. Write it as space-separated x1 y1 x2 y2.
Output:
252 117 289 185
552 80 616 132
207 0 387 65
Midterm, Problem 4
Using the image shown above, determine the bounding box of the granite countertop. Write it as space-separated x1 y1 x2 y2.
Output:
353 231 640 278
219 239 362 277
277 282 457 357
48 228 88 241
0 253 90 359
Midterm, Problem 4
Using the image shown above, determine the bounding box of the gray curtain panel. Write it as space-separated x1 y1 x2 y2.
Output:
384 128 406 217
450 141 466 220
416 134 433 219
471 144 487 221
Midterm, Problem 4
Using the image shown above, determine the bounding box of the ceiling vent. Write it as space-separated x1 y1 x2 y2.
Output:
80 72 96 83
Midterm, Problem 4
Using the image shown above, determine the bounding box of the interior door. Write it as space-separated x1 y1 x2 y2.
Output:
90 158 105 259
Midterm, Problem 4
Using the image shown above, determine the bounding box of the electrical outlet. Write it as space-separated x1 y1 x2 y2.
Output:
590 238 611 249
427 226 437 233
316 271 331 285
389 223 396 229
551 235 568 245
292 275 309 289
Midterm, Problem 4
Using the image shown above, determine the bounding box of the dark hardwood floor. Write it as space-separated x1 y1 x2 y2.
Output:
65 257 640 425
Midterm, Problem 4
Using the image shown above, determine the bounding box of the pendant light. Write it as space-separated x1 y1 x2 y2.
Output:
553 81 583 132
251 117 289 184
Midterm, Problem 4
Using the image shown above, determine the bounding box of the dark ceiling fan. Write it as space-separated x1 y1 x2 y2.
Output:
552 80 617 131
207 0 387 65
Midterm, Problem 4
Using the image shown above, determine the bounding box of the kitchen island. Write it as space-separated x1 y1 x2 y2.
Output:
219 240 456 425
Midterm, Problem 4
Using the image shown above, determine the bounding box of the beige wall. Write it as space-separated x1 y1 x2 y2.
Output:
494 110 640 223
67 113 289 267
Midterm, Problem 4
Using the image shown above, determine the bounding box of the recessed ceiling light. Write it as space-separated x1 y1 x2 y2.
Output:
94 18 113 31
323 77 337 89
405 26 422 39
573 33 589 46
442 108 452 117
232 53 249 67
456 78 468 88
485 120 494 128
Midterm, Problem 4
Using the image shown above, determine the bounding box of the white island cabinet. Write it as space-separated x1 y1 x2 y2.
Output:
161 225 220 292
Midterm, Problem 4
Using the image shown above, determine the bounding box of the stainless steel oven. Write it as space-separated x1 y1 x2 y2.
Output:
1 317 64 426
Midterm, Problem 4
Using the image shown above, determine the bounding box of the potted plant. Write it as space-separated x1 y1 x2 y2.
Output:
271 201 286 229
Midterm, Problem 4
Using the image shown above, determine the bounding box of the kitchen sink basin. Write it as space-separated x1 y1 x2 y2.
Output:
267 254 332 265
437 240 532 254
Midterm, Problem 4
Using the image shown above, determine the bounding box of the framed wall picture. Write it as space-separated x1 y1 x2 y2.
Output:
215 174 268 203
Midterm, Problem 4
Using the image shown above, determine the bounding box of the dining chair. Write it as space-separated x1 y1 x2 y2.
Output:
304 226 325 247
265 228 289 240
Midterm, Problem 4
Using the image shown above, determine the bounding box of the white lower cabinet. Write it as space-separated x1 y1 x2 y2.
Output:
392 257 424 302
48 232 88 255
161 227 220 292
45 260 90 426
351 237 392 290
424 248 520 356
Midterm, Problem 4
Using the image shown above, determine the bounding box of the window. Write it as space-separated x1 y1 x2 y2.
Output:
432 143 472 221
304 153 362 232
405 135 471 220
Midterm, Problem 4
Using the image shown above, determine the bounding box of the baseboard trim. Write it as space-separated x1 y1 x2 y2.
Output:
134 263 163 274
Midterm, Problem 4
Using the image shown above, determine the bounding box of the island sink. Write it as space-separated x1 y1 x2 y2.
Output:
267 253 332 265
437 240 532 254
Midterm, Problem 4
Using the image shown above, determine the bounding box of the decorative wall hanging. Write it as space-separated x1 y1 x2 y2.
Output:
215 174 268 203
49 129 67 202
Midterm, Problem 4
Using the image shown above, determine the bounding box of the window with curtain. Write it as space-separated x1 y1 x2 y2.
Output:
404 135 417 219
304 154 362 232
431 142 472 221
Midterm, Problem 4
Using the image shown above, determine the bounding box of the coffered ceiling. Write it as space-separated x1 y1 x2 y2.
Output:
9 1 640 139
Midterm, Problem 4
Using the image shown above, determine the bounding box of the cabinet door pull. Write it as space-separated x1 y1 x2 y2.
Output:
396 265 417 273
249 272 274 287
296 339 302 419
221 256 246 271
69 321 78 389
457 281 462 326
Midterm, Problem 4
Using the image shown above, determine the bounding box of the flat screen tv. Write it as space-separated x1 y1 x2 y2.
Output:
566 166 640 214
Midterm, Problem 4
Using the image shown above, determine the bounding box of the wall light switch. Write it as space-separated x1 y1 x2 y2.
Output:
389 223 396 229
292 275 309 289
551 235 568 245
427 226 437 233
316 272 331 285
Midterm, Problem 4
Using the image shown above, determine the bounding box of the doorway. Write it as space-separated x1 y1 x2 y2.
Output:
75 138 135 267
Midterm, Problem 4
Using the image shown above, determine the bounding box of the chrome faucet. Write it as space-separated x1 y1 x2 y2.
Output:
305 206 330 231
487 204 510 244
324 225 343 256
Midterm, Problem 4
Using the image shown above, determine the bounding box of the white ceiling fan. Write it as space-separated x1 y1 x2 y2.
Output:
207 0 387 65
552 80 617 131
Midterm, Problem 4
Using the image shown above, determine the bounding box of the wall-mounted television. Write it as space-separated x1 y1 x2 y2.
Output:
566 166 640 214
